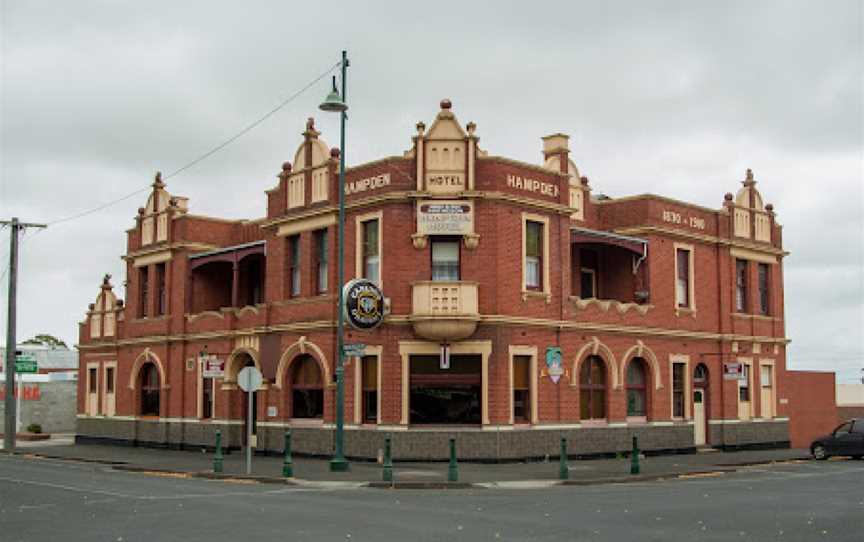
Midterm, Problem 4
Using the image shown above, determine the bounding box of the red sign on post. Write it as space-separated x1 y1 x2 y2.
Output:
723 362 743 381
0 384 41 400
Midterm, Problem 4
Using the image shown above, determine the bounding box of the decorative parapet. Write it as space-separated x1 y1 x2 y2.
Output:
570 296 653 316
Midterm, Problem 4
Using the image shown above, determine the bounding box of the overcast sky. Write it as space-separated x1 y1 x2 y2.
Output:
1 1 861 382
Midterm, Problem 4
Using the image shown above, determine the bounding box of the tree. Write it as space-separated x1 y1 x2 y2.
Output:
21 334 68 349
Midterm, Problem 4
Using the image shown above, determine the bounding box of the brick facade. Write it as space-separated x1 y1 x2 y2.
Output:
76 100 801 460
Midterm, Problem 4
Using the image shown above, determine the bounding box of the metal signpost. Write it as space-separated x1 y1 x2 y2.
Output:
14 353 37 433
237 365 263 475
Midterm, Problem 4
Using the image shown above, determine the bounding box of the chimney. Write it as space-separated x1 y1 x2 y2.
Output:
542 134 570 174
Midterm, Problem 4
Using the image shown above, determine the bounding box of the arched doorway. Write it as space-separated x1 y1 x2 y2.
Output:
140 363 160 416
288 355 324 419
693 363 709 446
626 357 649 418
579 355 608 421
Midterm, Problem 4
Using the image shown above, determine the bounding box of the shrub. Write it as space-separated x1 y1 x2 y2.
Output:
26 423 42 434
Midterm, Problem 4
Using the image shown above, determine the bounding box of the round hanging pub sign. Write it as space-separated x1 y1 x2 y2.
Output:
342 278 385 331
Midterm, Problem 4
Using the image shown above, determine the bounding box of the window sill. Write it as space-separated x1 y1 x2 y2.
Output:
732 312 777 321
675 307 696 317
579 419 608 427
626 416 648 425
288 418 324 427
521 290 551 303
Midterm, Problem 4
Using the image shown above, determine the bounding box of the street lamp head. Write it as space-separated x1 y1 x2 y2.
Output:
319 75 347 113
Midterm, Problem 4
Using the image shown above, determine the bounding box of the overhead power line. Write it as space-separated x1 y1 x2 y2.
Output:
45 61 342 228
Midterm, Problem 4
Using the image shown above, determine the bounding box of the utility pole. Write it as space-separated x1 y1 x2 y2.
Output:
2 218 47 451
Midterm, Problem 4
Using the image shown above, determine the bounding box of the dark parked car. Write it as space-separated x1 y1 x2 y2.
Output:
810 418 864 460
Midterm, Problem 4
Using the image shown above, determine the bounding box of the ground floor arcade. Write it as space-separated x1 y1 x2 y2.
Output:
77 327 790 460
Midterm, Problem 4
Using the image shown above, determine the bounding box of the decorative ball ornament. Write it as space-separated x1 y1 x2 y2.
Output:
724 192 734 201
330 147 341 159
765 203 774 212
282 161 292 172
440 98 452 110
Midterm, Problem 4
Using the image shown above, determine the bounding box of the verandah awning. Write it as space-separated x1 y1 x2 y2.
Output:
570 227 648 257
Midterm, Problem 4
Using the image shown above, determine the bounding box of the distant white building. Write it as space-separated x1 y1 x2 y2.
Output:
1 344 78 433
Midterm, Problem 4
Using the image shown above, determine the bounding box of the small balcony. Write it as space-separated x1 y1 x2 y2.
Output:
410 281 479 342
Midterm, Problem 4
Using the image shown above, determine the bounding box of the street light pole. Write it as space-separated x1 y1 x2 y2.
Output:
323 50 350 472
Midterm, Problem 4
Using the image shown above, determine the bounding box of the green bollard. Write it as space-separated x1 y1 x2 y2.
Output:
282 430 293 478
447 437 458 482
213 430 224 474
559 436 569 480
630 435 640 475
382 433 393 482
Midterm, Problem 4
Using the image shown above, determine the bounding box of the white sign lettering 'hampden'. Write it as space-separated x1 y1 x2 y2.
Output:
345 173 391 195
506 174 560 197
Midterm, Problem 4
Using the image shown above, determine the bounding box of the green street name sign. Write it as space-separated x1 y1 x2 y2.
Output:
14 355 38 373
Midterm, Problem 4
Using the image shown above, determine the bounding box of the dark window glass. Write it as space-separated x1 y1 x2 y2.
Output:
315 229 328 293
89 368 97 393
156 263 166 315
851 421 864 435
362 356 378 423
512 355 531 422
626 358 647 417
106 367 115 394
202 378 213 419
140 363 160 416
735 259 748 312
291 356 323 418
694 364 708 383
739 365 751 402
288 235 301 297
835 422 853 435
363 219 380 284
579 355 607 420
431 239 460 281
579 250 598 298
525 221 543 290
758 263 770 315
139 267 149 318
672 363 685 417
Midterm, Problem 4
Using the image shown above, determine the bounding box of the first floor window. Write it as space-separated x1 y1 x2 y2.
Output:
758 263 770 315
626 358 648 417
735 259 748 312
676 248 691 308
362 355 378 423
525 221 543 290
88 368 98 393
291 355 323 418
760 365 773 389
139 266 149 318
672 362 685 418
431 239 460 281
512 355 531 422
156 263 167 315
579 355 606 420
315 229 328 293
288 235 301 297
579 249 598 298
362 219 380 284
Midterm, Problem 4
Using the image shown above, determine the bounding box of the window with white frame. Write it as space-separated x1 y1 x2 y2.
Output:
525 221 544 290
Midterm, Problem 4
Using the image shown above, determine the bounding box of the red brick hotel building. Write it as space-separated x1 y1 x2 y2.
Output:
77 100 792 460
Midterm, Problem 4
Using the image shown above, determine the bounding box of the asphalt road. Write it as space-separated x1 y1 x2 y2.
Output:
0 454 861 542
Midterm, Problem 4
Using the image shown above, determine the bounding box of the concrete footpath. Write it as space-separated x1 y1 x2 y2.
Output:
1 435 813 488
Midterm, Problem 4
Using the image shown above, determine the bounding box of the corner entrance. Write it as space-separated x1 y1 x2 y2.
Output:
409 354 481 425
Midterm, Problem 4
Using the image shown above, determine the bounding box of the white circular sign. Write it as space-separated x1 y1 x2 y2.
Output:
237 366 263 392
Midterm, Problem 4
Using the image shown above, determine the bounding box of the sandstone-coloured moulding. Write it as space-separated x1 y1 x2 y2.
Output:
409 281 480 341
570 296 654 316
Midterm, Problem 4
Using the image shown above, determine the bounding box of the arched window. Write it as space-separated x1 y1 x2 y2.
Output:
140 363 160 416
626 357 648 417
291 355 323 419
694 363 708 385
579 355 607 420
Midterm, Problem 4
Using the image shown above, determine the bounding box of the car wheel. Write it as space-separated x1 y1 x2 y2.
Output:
812 444 828 460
